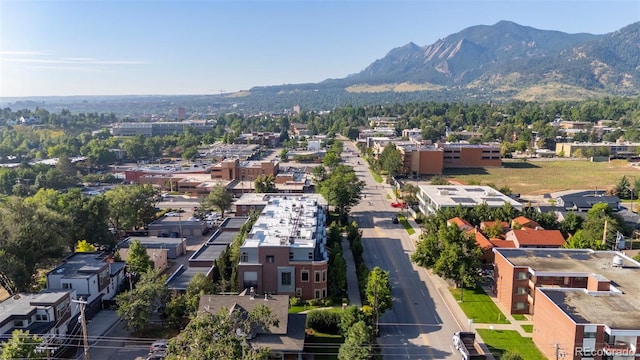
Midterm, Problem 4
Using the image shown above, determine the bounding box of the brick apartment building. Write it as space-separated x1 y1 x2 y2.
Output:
494 248 640 360
237 195 328 300
210 159 279 182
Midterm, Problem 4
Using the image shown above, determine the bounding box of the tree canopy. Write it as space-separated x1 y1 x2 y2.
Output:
202 183 234 218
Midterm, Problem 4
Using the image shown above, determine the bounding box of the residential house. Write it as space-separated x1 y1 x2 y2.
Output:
198 293 306 360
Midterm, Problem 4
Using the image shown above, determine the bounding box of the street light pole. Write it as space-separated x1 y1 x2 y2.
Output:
72 298 90 360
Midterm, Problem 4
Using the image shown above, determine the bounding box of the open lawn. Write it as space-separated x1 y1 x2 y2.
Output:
511 314 528 321
445 159 639 195
450 287 510 324
477 329 546 360
303 332 343 360
521 325 534 333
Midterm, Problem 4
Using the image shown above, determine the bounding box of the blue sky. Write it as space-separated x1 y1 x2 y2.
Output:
1 0 639 97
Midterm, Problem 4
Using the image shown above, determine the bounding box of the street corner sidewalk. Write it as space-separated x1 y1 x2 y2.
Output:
86 310 121 343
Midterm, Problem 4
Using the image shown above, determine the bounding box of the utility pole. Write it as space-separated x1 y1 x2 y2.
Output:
72 298 90 360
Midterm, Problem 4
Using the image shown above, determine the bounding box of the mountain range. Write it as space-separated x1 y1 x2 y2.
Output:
248 20 640 103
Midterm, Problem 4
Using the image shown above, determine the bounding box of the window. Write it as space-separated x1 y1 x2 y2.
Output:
301 270 309 282
322 288 326 298
322 270 327 282
62 283 72 289
584 331 596 339
289 252 294 260
266 255 275 263
516 272 529 280
14 320 25 327
35 314 48 321
515 302 527 310
314 290 321 299
281 272 292 286
516 287 528 295
308 252 313 260
240 253 248 262
315 271 321 283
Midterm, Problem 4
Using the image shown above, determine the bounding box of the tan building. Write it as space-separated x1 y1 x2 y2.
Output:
237 195 329 300
494 248 640 360
397 143 444 175
210 159 279 182
438 143 502 168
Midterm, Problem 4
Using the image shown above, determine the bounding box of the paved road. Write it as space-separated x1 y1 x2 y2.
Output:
342 141 462 360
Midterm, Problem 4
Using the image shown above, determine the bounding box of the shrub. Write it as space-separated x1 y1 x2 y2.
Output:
321 298 333 306
289 297 302 307
306 310 342 334
307 299 321 306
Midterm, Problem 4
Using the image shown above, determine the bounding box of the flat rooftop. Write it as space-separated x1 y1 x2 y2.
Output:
219 217 249 230
190 243 226 262
48 252 107 277
166 266 212 291
497 248 640 330
420 185 522 208
121 237 185 247
207 229 238 245
0 291 71 323
242 196 325 249
234 193 327 207
150 215 205 225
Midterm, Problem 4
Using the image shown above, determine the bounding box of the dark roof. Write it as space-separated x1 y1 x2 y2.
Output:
190 243 226 262
207 229 238 245
558 194 619 210
219 217 249 230
165 265 213 291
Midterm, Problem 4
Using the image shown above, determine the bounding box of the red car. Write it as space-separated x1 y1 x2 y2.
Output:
391 202 408 209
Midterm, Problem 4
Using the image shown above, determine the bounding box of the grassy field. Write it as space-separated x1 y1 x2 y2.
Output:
397 214 416 235
446 159 639 195
477 329 546 360
511 314 528 321
449 287 510 324
521 325 534 333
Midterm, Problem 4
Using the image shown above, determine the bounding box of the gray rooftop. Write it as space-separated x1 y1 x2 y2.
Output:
48 252 108 277
219 217 249 230
165 265 213 291
496 248 640 329
120 237 185 248
0 291 72 325
190 243 226 262
420 185 522 208
207 229 238 245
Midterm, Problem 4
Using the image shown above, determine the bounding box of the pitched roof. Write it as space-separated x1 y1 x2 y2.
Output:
469 229 494 249
198 294 289 334
507 229 566 247
448 217 473 231
512 216 541 229
489 239 517 248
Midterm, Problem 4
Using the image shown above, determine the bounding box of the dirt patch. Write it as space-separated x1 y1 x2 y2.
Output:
0 286 9 301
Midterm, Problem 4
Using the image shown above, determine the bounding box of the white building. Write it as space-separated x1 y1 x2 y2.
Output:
417 185 522 215
46 252 125 310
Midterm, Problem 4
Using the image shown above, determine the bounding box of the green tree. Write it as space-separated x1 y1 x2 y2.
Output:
116 270 169 332
0 198 70 294
412 221 482 288
165 305 278 360
365 267 392 316
340 305 369 335
126 239 152 274
184 273 216 314
317 164 365 224
338 320 372 360
327 242 347 299
0 329 43 359
379 143 403 176
202 183 234 218
105 184 158 236
615 175 632 199
254 175 277 193
430 176 450 185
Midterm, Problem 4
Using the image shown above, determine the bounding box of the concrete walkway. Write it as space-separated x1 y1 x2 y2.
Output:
341 238 362 306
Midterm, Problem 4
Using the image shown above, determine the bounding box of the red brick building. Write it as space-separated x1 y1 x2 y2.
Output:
494 248 640 360
237 195 329 300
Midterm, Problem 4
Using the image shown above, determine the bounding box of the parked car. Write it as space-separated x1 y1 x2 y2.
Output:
150 339 168 353
391 202 408 209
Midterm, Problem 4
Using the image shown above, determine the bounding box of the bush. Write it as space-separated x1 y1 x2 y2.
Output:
307 299 321 306
321 298 333 306
306 310 342 334
289 297 302 307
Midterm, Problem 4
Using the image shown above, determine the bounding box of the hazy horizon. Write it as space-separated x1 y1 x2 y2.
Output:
1 0 639 98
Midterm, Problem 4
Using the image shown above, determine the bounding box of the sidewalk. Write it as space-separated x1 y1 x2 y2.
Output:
86 310 122 344
341 238 362 306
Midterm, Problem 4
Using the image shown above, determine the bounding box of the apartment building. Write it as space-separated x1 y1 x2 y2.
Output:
46 252 125 312
234 193 327 217
237 195 328 300
0 291 79 349
210 159 279 182
493 248 640 360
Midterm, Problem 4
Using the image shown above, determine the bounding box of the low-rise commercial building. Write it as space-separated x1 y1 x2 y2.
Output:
110 121 215 136
417 185 522 215
556 141 640 158
237 195 328 300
